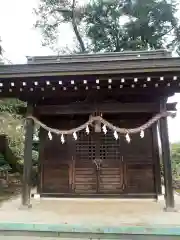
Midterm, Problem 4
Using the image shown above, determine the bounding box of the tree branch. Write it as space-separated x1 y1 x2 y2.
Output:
50 8 71 14
52 2 86 52
71 0 86 52
159 26 175 39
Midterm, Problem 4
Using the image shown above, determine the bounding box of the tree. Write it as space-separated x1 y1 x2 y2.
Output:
34 0 87 53
84 0 180 52
34 0 180 54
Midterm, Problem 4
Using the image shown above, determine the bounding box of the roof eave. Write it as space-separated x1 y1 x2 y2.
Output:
0 57 180 79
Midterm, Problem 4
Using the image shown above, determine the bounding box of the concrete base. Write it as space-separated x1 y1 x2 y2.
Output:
0 222 180 238
0 197 178 227
19 204 32 210
163 207 178 213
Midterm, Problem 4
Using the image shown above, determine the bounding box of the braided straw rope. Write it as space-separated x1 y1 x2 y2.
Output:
26 111 176 135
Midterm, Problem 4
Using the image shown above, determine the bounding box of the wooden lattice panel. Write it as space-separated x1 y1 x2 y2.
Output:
75 128 124 194
98 131 124 193
75 131 97 193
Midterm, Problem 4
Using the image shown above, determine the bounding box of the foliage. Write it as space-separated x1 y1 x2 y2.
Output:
160 143 180 180
171 142 180 179
34 0 180 54
0 99 38 172
84 0 179 52
32 150 39 164
0 111 25 161
0 99 26 163
0 99 26 114
0 153 6 166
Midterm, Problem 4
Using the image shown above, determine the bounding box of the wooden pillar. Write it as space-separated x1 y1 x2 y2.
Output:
21 105 34 208
159 99 175 211
152 123 161 198
37 127 45 195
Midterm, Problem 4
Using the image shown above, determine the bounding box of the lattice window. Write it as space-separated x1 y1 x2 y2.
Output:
76 130 96 163
99 130 121 163
76 129 121 163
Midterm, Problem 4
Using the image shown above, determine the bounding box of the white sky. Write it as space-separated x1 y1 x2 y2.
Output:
0 0 180 143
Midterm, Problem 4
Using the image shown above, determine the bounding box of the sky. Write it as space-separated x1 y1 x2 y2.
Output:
0 0 180 143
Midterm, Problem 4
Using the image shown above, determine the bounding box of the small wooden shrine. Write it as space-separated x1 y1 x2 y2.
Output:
0 50 179 210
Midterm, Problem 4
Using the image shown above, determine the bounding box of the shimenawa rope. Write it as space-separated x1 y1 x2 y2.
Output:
26 111 176 135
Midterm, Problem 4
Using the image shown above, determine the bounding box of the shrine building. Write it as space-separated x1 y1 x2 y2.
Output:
0 50 179 210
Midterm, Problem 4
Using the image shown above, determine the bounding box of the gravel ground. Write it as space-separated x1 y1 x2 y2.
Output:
0 194 180 226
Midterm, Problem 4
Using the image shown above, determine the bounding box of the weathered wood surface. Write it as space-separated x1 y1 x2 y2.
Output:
159 99 174 209
35 102 177 115
40 116 159 197
0 51 180 78
22 105 34 207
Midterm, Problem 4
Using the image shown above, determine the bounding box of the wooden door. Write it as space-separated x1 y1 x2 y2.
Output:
74 131 97 194
74 128 124 195
98 131 124 194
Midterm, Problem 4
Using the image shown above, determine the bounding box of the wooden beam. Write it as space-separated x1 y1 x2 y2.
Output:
35 102 177 115
159 99 175 211
21 104 34 208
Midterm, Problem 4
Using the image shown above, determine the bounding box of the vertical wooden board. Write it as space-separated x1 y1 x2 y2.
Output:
41 118 72 194
43 165 69 193
126 163 155 193
120 117 155 194
121 129 153 160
